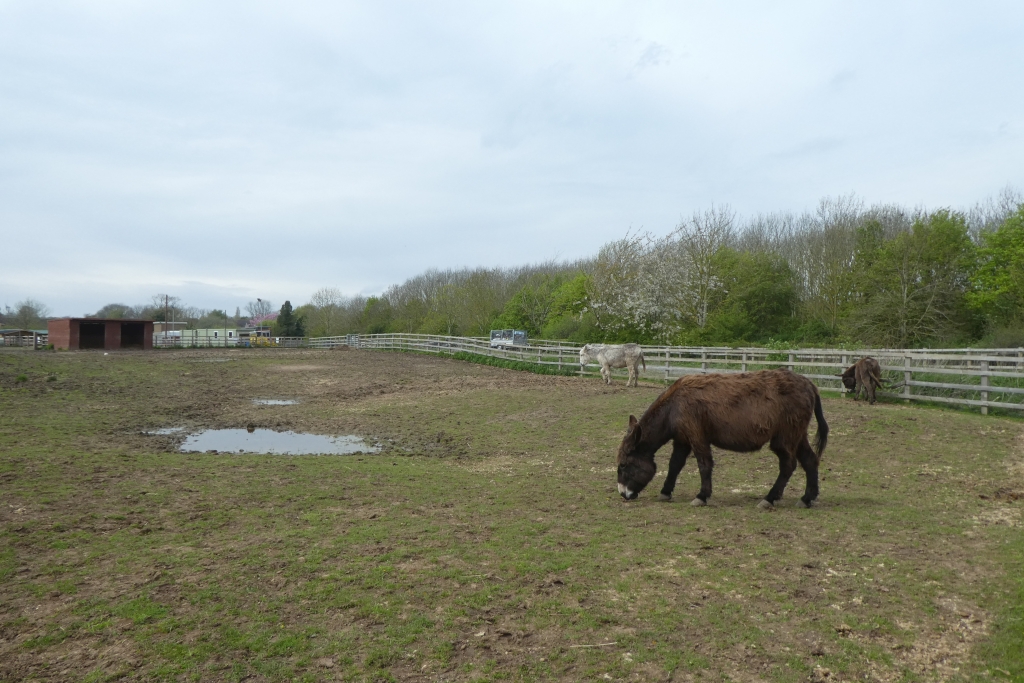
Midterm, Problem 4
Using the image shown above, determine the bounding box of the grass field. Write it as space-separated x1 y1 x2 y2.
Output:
1 347 1022 682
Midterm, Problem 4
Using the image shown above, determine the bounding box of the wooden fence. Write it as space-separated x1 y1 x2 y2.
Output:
307 333 1024 415
152 336 307 349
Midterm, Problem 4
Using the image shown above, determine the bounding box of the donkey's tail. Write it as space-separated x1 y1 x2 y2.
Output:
813 391 829 459
641 352 646 371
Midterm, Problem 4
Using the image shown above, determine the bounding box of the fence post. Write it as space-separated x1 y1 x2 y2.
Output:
841 354 848 394
665 349 670 380
741 352 747 373
701 349 707 373
980 360 989 415
558 347 562 372
904 355 912 403
788 353 795 373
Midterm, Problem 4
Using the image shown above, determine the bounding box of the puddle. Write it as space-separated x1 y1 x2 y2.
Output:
179 429 380 455
252 399 299 405
145 427 185 435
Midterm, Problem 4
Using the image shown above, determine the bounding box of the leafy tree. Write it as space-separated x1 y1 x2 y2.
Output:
90 303 137 319
704 249 798 343
493 274 561 336
275 301 305 337
969 205 1024 324
540 273 597 341
197 309 232 329
362 297 392 334
852 210 977 347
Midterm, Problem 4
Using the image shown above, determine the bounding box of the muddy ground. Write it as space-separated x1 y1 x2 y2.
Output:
1 347 1022 682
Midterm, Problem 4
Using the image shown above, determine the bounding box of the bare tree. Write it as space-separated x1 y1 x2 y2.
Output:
786 196 863 334
736 211 796 256
6 299 50 329
967 185 1024 239
308 287 344 336
150 294 184 323
675 205 735 328
246 299 273 319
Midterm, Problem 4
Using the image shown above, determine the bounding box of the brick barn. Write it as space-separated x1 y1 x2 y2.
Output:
47 318 154 351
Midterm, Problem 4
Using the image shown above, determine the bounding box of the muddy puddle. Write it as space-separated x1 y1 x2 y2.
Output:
178 429 379 455
252 399 299 405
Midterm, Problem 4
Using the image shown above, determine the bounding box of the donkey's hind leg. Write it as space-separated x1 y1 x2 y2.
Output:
762 436 797 508
795 437 820 507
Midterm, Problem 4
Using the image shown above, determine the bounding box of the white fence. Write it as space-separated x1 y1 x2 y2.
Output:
152 336 307 349
308 333 1024 415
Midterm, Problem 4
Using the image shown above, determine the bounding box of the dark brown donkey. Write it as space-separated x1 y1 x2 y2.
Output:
616 369 829 509
839 357 884 404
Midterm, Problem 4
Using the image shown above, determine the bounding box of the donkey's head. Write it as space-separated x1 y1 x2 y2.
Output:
579 344 594 368
616 415 656 500
836 366 857 391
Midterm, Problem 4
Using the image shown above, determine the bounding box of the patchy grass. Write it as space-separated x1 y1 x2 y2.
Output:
448 351 580 377
1 347 1022 681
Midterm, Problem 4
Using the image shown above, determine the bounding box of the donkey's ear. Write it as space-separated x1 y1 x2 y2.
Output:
627 415 642 443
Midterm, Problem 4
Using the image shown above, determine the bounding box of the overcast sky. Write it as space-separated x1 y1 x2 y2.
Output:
2 2 1022 316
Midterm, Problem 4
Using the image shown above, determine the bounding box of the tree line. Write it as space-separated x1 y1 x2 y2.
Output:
6 187 1024 348
299 188 1024 348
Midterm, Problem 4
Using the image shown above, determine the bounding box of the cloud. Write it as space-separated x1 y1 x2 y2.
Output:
635 42 671 70
1 1 1023 314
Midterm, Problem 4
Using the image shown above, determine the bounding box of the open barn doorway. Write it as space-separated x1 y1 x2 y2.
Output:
121 322 145 349
79 322 105 349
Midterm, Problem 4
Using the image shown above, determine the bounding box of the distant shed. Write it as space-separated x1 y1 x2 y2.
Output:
48 318 154 351
0 329 48 347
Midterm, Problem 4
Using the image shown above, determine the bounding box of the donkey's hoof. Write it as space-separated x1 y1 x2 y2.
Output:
757 499 774 510
658 493 672 502
690 498 707 507
798 499 813 508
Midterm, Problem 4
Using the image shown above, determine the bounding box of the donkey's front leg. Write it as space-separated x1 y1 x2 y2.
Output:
659 441 692 501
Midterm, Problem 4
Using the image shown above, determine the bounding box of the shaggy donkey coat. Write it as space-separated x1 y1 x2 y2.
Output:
616 369 829 508
840 357 884 404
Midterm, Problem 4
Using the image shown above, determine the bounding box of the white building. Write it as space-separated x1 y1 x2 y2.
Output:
178 328 239 347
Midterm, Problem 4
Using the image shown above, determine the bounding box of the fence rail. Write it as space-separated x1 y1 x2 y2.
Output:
153 336 308 349
306 333 1024 415
0 333 47 348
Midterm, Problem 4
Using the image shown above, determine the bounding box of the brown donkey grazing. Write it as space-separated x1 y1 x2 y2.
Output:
616 369 829 509
839 357 884 404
